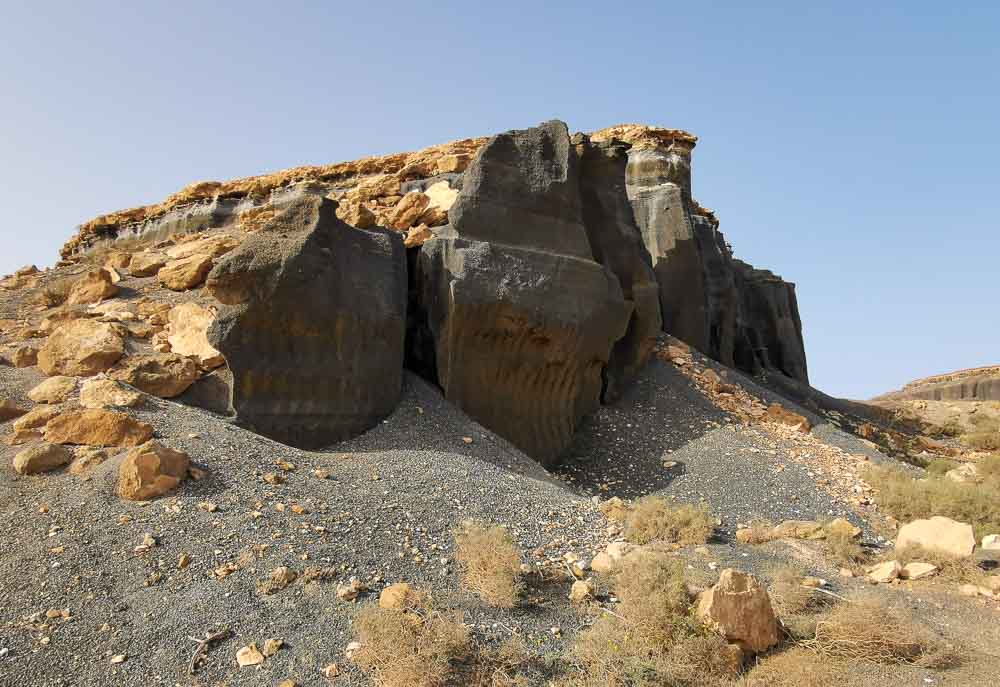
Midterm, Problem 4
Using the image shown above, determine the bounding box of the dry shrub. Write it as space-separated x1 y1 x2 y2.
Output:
978 453 1000 482
767 565 821 619
925 457 959 476
803 600 958 668
963 432 1000 451
624 497 714 545
454 520 524 608
741 520 775 545
352 587 470 687
824 529 866 567
864 465 1000 540
38 276 77 307
741 647 844 687
467 636 543 687
892 544 986 584
598 497 632 522
559 550 737 687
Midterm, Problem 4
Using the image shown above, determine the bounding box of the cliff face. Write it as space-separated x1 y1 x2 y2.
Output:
55 120 809 459
877 366 1000 402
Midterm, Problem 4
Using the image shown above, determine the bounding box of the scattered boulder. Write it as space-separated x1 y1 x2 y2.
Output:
765 403 811 432
5 344 38 368
113 353 198 398
896 516 976 558
158 253 214 291
336 202 376 229
117 440 190 500
378 582 418 610
772 520 825 540
13 443 73 475
28 376 77 404
866 560 902 583
12 405 60 432
696 568 780 653
900 562 938 580
165 234 238 261
0 399 28 422
66 268 118 305
44 409 153 447
982 534 1000 551
128 251 168 277
206 192 407 449
945 463 980 485
79 378 144 408
387 191 430 229
37 319 125 377
824 518 862 539
569 579 595 603
166 303 224 368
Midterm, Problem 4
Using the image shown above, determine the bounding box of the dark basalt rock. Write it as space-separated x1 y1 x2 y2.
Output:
417 121 631 464
206 190 407 449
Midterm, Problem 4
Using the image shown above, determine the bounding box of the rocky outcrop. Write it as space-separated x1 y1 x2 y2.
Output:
416 121 632 463
37 320 126 377
877 366 1000 402
207 190 407 449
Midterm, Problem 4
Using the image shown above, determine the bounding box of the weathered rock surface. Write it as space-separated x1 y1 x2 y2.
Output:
696 568 780 653
117 440 190 500
66 268 118 305
113 353 198 398
877 366 1000 402
0 399 28 422
128 251 168 277
166 303 224 368
896 516 976 558
13 443 73 475
44 409 154 447
206 191 407 449
79 378 144 408
417 121 631 462
37 320 125 377
28 376 77 404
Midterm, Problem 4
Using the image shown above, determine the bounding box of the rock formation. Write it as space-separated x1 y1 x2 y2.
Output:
206 189 407 449
54 119 811 461
877 366 1000 402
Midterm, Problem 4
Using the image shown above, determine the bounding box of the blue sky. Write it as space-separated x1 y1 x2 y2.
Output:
1 1 997 399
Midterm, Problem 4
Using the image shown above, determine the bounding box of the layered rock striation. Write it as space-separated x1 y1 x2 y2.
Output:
877 366 1000 402
57 119 809 460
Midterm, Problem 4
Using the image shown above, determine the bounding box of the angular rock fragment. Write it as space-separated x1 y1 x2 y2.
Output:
117 440 190 500
113 353 198 398
79 378 144 408
13 443 73 475
206 191 407 448
44 408 153 447
66 268 118 305
696 568 780 653
37 319 125 377
128 251 168 277
158 253 214 290
28 376 77 404
896 516 975 558
166 303 225 368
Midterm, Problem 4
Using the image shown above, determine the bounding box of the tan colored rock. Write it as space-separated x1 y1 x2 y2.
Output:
13 443 72 474
165 234 238 261
590 552 614 574
436 154 471 174
605 541 637 561
896 516 976 558
28 376 77 404
387 192 430 230
824 518 862 539
236 644 265 667
45 409 153 447
13 405 60 432
262 638 283 657
66 268 118 305
866 560 901 583
900 562 938 580
113 353 198 398
0 399 28 422
772 520 825 540
5 344 38 368
945 463 980 485
158 253 214 291
80 378 144 408
103 251 132 270
128 251 168 277
982 534 1000 551
37 320 125 377
117 440 190 500
336 578 366 602
69 446 110 475
765 403 811 432
336 202 376 229
569 579 595 603
696 569 780 653
404 224 434 248
378 582 418 610
166 303 224 368
238 204 276 233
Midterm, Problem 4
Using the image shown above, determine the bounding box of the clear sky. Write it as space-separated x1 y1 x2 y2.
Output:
1 1 997 400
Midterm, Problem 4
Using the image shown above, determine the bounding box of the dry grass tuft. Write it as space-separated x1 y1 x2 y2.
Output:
864 465 1000 540
740 647 844 687
38 276 78 307
624 497 715 546
824 529 866 567
454 520 524 608
767 565 823 619
352 587 470 687
467 636 543 687
802 600 958 668
741 519 776 544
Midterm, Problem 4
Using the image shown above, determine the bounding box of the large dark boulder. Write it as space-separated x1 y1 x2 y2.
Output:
417 121 631 464
206 189 407 448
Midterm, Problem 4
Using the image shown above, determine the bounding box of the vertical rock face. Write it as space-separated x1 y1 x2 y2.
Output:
618 134 808 384
417 121 632 463
207 190 407 449
574 135 662 400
